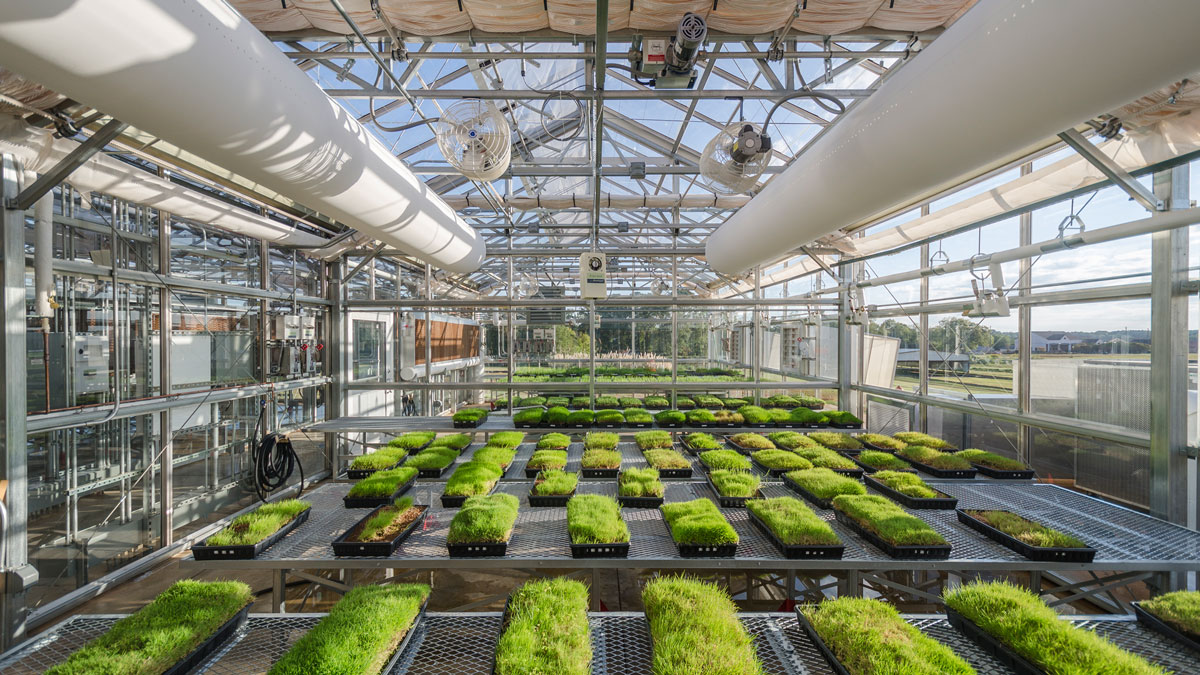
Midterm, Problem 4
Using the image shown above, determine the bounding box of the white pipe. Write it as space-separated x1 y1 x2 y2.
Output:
0 119 326 248
0 0 484 274
705 0 1200 274
400 356 483 382
443 193 750 211
29 170 54 319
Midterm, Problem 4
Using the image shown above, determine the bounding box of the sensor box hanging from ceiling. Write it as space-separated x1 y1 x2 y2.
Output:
579 252 607 299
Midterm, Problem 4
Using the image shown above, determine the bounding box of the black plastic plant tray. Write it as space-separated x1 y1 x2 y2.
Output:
596 421 624 429
723 435 770 455
782 476 838 510
863 474 957 510
834 510 952 560
343 476 416 509
828 466 865 479
570 541 630 558
844 454 915 475
447 540 509 557
440 483 496 508
524 465 565 479
617 494 664 508
945 608 1043 675
415 464 453 479
528 486 574 507
747 509 844 560
376 598 429 674
626 421 653 429
856 438 901 452
651 465 693 479
970 463 1036 479
1132 601 1200 654
745 422 774 429
513 420 540 429
794 607 851 675
656 420 683 428
162 605 251 675
331 505 428 557
956 509 1096 562
581 467 619 478
453 417 486 429
568 423 593 429
750 455 802 478
705 473 757 508
899 457 976 479
347 459 404 480
192 508 310 561
678 439 722 456
828 422 863 429
676 542 737 558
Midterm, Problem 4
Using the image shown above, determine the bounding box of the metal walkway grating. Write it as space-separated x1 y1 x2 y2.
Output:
4 613 1196 674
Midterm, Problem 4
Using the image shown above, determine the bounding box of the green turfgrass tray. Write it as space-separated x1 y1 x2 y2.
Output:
862 474 957 510
161 605 251 675
192 508 310 561
331 505 429 557
834 510 951 560
440 483 496 509
903 456 977 480
1132 601 1200 654
956 509 1095 562
945 607 1043 675
343 475 416 509
617 494 664 508
347 459 405 480
746 508 844 560
794 606 852 675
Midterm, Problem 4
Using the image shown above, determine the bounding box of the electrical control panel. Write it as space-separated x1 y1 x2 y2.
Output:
74 334 111 395
269 313 320 378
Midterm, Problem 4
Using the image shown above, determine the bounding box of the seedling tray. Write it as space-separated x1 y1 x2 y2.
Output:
650 465 693 479
581 467 619 478
626 421 653 429
843 454 905 474
834 510 951 560
596 421 624 429
678 438 722 456
750 455 801 478
689 421 717 428
331 505 428 557
705 473 757 508
570 541 630 558
192 508 310 560
829 466 865 479
1132 601 1200 654
162 605 251 675
828 422 863 429
453 417 486 429
528 485 575 507
415 464 453 479
863 475 957 510
723 435 768 455
524 465 565 479
568 422 593 429
747 509 844 560
347 459 405 480
447 539 509 557
856 438 900 452
676 542 737 558
617 494 664 508
970 463 1036 479
782 476 838 510
956 509 1095 562
343 476 416 509
656 420 683 428
513 420 539 429
440 482 496 508
745 422 774 429
902 457 977 479
794 607 852 675
946 608 1043 675
376 598 429 674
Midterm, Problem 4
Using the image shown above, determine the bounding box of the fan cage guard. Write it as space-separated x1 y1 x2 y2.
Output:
699 122 770 194
436 101 512 181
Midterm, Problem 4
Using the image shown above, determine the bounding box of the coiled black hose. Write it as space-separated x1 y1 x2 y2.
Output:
250 403 305 503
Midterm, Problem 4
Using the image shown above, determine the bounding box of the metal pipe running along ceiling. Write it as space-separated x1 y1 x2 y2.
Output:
0 0 485 274
705 0 1200 275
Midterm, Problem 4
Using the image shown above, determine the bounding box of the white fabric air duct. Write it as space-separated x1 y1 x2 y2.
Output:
0 118 326 247
444 193 750 211
0 0 484 274
705 0 1200 274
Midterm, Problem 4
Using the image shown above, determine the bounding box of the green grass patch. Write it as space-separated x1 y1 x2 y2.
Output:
619 468 664 498
713 410 744 425
710 470 760 498
892 431 953 449
737 405 770 424
430 433 472 450
584 431 618 450
595 395 620 408
453 408 487 423
496 578 592 675
1141 590 1200 639
634 430 673 450
686 408 717 424
354 497 420 542
513 408 544 425
347 467 418 498
944 580 1165 675
746 497 838 546
404 446 459 470
767 408 792 423
765 394 799 408
624 408 653 423
785 468 866 501
872 470 939 499
444 461 504 497
730 433 774 450
350 447 407 471
546 396 570 408
388 431 436 449
857 433 906 451
535 433 571 450
517 396 547 407
699 449 751 471
964 510 1087 548
46 580 252 675
581 448 621 469
488 431 527 448
472 445 517 469
789 408 829 425
955 448 1028 471
533 470 578 496
446 493 520 544
676 396 696 409
567 495 629 544
655 409 685 425
642 576 762 675
803 597 973 674
269 583 430 675
570 396 591 408
643 448 690 469
545 406 570 424
644 396 670 407
793 447 858 470
767 431 818 450
696 394 724 408
721 397 749 408
752 449 812 471
660 499 739 546
832 495 946 546
527 449 568 471
595 409 625 424
897 445 973 470
806 432 862 450
205 499 310 547
824 411 861 426
619 397 643 408
856 450 912 472
684 432 722 450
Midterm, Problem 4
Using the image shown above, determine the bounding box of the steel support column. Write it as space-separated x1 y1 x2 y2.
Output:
918 206 930 431
158 201 174 548
1017 163 1033 465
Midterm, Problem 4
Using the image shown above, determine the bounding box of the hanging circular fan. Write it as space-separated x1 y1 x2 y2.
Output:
699 122 772 194
435 100 512 181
